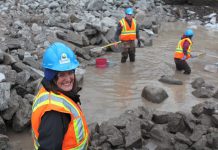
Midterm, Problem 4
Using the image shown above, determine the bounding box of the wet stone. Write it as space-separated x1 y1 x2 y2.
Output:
191 77 205 89
203 101 216 115
0 117 7 135
174 142 189 150
99 122 124 147
141 85 168 103
167 113 186 133
88 122 100 140
192 86 214 98
125 119 142 149
159 75 183 85
198 114 213 127
191 135 208 150
212 114 218 127
152 111 170 124
192 102 204 117
175 132 192 146
107 117 127 129
0 134 9 150
190 125 208 142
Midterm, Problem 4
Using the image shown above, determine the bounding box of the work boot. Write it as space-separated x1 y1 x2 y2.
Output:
184 71 191 75
130 57 135 62
121 55 127 63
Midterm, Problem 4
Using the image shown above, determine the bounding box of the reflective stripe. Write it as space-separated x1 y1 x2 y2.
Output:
32 94 49 111
74 118 85 143
121 32 136 35
120 18 136 34
33 93 80 117
69 138 88 150
120 19 126 31
32 130 39 150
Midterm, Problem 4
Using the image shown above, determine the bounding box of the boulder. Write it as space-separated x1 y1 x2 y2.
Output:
141 85 168 103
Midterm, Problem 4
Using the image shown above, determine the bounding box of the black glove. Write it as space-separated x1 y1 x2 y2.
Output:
137 40 141 47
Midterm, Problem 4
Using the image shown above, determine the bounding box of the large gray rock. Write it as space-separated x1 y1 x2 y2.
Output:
99 122 124 147
175 132 192 146
86 0 104 11
159 75 183 85
12 98 31 132
0 134 9 150
0 117 6 135
212 114 218 127
125 119 142 149
191 135 208 150
192 102 204 117
213 90 218 99
88 122 100 140
152 111 170 124
190 125 208 142
16 70 31 86
206 132 218 149
167 113 186 133
192 86 215 98
56 31 84 46
1 90 20 121
191 77 205 89
0 82 11 111
141 85 168 103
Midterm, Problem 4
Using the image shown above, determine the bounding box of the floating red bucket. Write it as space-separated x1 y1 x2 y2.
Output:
96 58 107 68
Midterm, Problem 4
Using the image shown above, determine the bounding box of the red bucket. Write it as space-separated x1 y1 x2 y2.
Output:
96 58 107 68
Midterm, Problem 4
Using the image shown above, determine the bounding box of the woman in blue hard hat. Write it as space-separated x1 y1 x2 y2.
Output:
114 7 141 63
31 42 89 150
174 29 194 74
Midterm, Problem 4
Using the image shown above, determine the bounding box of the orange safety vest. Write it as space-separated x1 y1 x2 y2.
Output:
119 18 137 41
174 38 192 60
31 87 89 150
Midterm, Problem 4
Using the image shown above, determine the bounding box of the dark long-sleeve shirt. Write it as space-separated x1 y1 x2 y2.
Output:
38 111 70 150
114 17 140 42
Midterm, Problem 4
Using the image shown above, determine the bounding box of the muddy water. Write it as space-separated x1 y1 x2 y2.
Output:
80 21 218 124
7 21 218 149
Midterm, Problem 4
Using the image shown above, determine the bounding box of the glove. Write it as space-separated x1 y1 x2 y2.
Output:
137 40 141 47
181 55 187 60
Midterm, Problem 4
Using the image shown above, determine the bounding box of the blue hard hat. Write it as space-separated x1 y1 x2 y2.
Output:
184 29 194 37
42 42 79 71
125 8 133 15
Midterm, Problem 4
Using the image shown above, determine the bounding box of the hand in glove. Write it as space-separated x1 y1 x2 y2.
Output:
181 55 187 60
137 40 141 47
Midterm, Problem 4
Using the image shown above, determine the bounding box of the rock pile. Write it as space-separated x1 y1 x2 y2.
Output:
88 101 218 150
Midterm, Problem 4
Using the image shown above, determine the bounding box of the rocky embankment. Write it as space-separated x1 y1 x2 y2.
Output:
88 101 218 150
0 0 218 149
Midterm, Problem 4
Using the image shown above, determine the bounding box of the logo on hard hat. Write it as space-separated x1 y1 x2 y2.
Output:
59 53 70 64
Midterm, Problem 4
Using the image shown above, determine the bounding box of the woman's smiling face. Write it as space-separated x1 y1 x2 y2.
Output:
56 70 75 92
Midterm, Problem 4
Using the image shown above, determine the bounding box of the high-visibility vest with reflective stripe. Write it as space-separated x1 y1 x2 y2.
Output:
174 38 192 60
31 87 89 150
119 18 137 41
